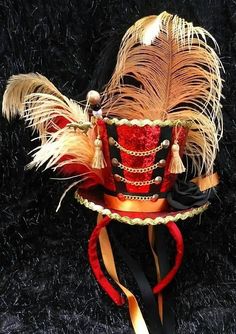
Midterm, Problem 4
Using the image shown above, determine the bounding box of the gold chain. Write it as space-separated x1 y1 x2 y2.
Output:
118 175 160 186
116 160 165 173
112 140 165 156
122 194 156 200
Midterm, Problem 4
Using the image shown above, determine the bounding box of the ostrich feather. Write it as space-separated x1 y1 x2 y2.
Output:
2 73 89 139
2 73 103 186
2 73 64 119
102 11 223 176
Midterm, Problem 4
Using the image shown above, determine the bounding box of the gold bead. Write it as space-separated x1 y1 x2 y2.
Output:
109 137 115 146
112 158 119 166
151 194 159 202
155 176 162 184
158 159 166 167
162 139 170 149
117 193 125 201
114 174 121 182
86 90 101 105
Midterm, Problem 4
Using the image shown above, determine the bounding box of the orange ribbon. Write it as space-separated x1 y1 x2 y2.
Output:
104 194 168 212
98 214 150 334
191 172 219 191
148 225 163 323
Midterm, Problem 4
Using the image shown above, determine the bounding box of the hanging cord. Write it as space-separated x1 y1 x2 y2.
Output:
152 222 184 294
88 214 125 305
149 225 176 333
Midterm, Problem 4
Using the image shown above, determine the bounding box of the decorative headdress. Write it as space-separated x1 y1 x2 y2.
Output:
2 12 223 334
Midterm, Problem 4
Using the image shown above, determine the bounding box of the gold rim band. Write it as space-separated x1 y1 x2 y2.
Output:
74 191 209 225
104 117 192 128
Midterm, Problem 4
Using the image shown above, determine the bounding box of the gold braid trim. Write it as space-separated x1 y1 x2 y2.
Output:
74 191 209 225
104 117 192 128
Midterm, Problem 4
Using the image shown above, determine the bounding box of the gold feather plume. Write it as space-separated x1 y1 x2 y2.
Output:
2 73 102 183
102 12 223 176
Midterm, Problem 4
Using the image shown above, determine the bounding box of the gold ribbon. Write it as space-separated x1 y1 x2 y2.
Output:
98 214 150 334
148 225 163 323
104 194 168 212
191 172 219 192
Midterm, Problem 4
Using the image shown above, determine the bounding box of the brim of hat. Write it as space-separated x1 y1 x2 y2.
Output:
74 189 209 225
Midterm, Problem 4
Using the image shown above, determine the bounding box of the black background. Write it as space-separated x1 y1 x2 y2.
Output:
0 0 236 333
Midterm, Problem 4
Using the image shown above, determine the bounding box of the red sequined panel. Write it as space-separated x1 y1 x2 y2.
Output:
117 125 161 193
160 127 189 192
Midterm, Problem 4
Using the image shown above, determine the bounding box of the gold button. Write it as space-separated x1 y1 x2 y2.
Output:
151 194 159 202
109 137 115 146
162 139 170 149
155 176 162 184
158 159 166 167
114 174 121 182
117 193 125 201
112 158 119 166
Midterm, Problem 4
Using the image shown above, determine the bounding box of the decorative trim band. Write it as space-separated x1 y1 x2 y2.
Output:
74 191 209 225
104 117 192 128
115 175 161 186
109 137 170 156
114 159 165 173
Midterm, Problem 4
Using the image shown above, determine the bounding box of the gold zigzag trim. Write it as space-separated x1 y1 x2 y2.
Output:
103 117 192 128
74 191 209 225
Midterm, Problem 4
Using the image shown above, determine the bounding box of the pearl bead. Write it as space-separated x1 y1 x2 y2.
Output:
86 90 101 105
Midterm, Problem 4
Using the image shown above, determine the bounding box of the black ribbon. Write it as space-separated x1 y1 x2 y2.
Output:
108 222 165 334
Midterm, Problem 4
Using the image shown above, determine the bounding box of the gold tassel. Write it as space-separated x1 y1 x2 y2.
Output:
92 135 107 169
169 140 186 174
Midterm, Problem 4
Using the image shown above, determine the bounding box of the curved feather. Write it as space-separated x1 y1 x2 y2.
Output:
102 12 223 176
2 73 103 186
2 73 64 119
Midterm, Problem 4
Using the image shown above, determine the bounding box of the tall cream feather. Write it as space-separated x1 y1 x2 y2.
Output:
102 12 223 176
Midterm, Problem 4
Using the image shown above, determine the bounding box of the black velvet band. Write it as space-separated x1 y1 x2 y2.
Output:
150 126 172 193
106 124 127 194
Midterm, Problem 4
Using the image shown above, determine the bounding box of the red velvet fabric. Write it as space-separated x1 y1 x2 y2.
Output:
88 216 125 306
117 124 161 193
101 121 189 196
